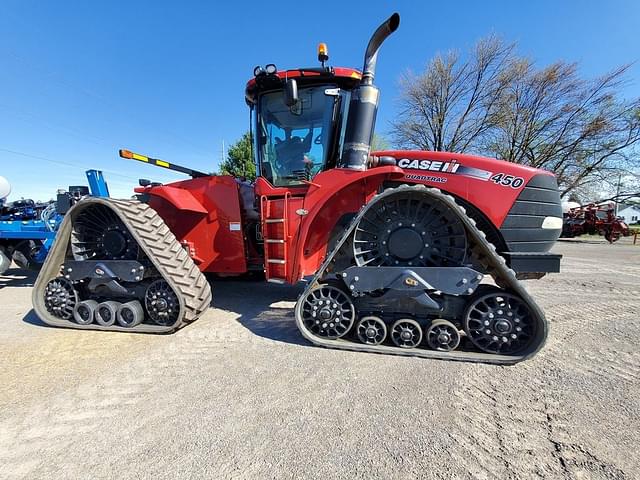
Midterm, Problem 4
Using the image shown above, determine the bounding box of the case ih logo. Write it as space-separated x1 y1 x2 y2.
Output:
396 158 460 173
396 158 493 181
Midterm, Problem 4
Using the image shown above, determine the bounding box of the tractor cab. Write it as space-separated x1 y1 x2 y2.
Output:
245 66 362 188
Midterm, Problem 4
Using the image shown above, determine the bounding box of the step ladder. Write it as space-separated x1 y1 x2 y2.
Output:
260 193 290 284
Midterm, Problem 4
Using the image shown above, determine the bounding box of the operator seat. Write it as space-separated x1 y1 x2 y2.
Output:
236 179 260 220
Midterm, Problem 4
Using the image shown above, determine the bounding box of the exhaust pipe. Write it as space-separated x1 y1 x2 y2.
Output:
341 13 400 170
362 12 400 86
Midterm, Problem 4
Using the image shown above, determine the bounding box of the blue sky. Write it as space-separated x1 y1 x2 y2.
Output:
1 0 639 200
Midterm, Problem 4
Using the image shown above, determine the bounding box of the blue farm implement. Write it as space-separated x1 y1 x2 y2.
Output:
0 170 109 275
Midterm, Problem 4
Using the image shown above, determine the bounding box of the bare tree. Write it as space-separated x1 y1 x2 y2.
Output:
393 37 640 197
488 63 640 196
393 35 515 152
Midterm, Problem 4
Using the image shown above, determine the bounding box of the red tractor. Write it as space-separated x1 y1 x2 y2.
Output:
33 13 563 364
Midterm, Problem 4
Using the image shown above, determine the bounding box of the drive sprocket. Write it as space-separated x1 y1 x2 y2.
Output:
353 190 467 268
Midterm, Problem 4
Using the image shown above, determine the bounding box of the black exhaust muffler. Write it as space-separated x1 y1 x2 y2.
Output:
341 13 400 170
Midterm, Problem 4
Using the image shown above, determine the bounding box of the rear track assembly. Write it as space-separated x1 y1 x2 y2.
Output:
33 198 211 332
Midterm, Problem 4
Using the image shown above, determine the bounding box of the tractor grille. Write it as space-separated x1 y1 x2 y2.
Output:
500 174 562 253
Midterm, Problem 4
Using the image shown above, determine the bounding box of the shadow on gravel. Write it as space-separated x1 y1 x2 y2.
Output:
208 276 310 347
0 268 38 287
22 309 49 328
16 272 312 347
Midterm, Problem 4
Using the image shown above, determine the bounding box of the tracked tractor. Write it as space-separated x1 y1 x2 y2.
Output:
33 13 563 364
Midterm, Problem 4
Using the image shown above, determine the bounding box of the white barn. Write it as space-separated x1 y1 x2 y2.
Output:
618 205 640 225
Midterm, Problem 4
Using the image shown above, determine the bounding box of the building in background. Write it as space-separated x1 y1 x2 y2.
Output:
618 205 640 224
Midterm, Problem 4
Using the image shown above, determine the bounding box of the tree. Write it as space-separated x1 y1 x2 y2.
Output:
393 37 640 197
219 132 256 180
371 133 390 151
393 35 515 153
488 63 640 197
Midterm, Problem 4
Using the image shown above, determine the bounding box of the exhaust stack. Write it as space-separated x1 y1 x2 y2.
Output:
341 13 400 170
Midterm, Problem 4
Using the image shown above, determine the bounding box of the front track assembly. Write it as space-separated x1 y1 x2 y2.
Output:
33 198 212 332
295 185 548 365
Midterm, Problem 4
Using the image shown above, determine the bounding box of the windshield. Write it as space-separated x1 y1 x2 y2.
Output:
257 86 339 186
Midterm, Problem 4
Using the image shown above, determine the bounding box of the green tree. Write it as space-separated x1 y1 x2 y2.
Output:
219 132 256 180
371 133 390 151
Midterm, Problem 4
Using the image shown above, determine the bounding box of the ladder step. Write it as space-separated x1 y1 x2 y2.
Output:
267 278 286 284
267 258 286 264
265 218 285 223
265 239 285 244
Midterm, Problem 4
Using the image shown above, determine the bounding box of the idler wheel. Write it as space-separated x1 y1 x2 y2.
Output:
299 284 355 339
95 301 120 326
43 277 77 320
391 319 423 348
464 291 535 354
145 280 180 326
356 316 387 345
426 319 460 352
73 300 98 325
117 300 144 328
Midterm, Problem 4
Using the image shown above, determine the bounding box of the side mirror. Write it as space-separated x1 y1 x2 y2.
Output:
284 78 298 107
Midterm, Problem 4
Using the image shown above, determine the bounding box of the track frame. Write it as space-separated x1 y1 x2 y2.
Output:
294 185 549 365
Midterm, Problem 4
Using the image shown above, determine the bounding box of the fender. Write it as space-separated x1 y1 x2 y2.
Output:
291 166 404 281
140 176 247 274
139 185 208 214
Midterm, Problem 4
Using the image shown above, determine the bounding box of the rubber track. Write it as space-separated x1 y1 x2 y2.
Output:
32 198 212 333
294 184 549 365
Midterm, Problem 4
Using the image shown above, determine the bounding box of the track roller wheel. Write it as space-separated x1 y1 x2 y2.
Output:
95 301 120 326
145 280 179 326
117 300 144 328
464 290 536 354
298 283 355 339
356 316 387 345
73 300 98 325
426 319 460 352
391 319 422 348
43 277 77 320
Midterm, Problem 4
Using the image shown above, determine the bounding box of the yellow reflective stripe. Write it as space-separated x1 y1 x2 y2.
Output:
155 160 170 168
132 153 148 162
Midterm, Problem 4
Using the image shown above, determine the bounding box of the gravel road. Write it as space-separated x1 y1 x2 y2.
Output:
0 241 638 479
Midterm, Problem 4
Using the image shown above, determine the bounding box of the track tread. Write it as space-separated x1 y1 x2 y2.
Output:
294 184 548 365
33 198 212 332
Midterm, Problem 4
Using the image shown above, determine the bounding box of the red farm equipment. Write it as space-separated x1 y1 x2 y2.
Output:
562 195 635 243
33 13 564 364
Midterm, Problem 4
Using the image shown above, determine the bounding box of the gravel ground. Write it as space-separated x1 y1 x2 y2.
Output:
0 240 638 479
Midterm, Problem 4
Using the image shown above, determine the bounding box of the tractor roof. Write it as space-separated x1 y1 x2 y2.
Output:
245 67 362 105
